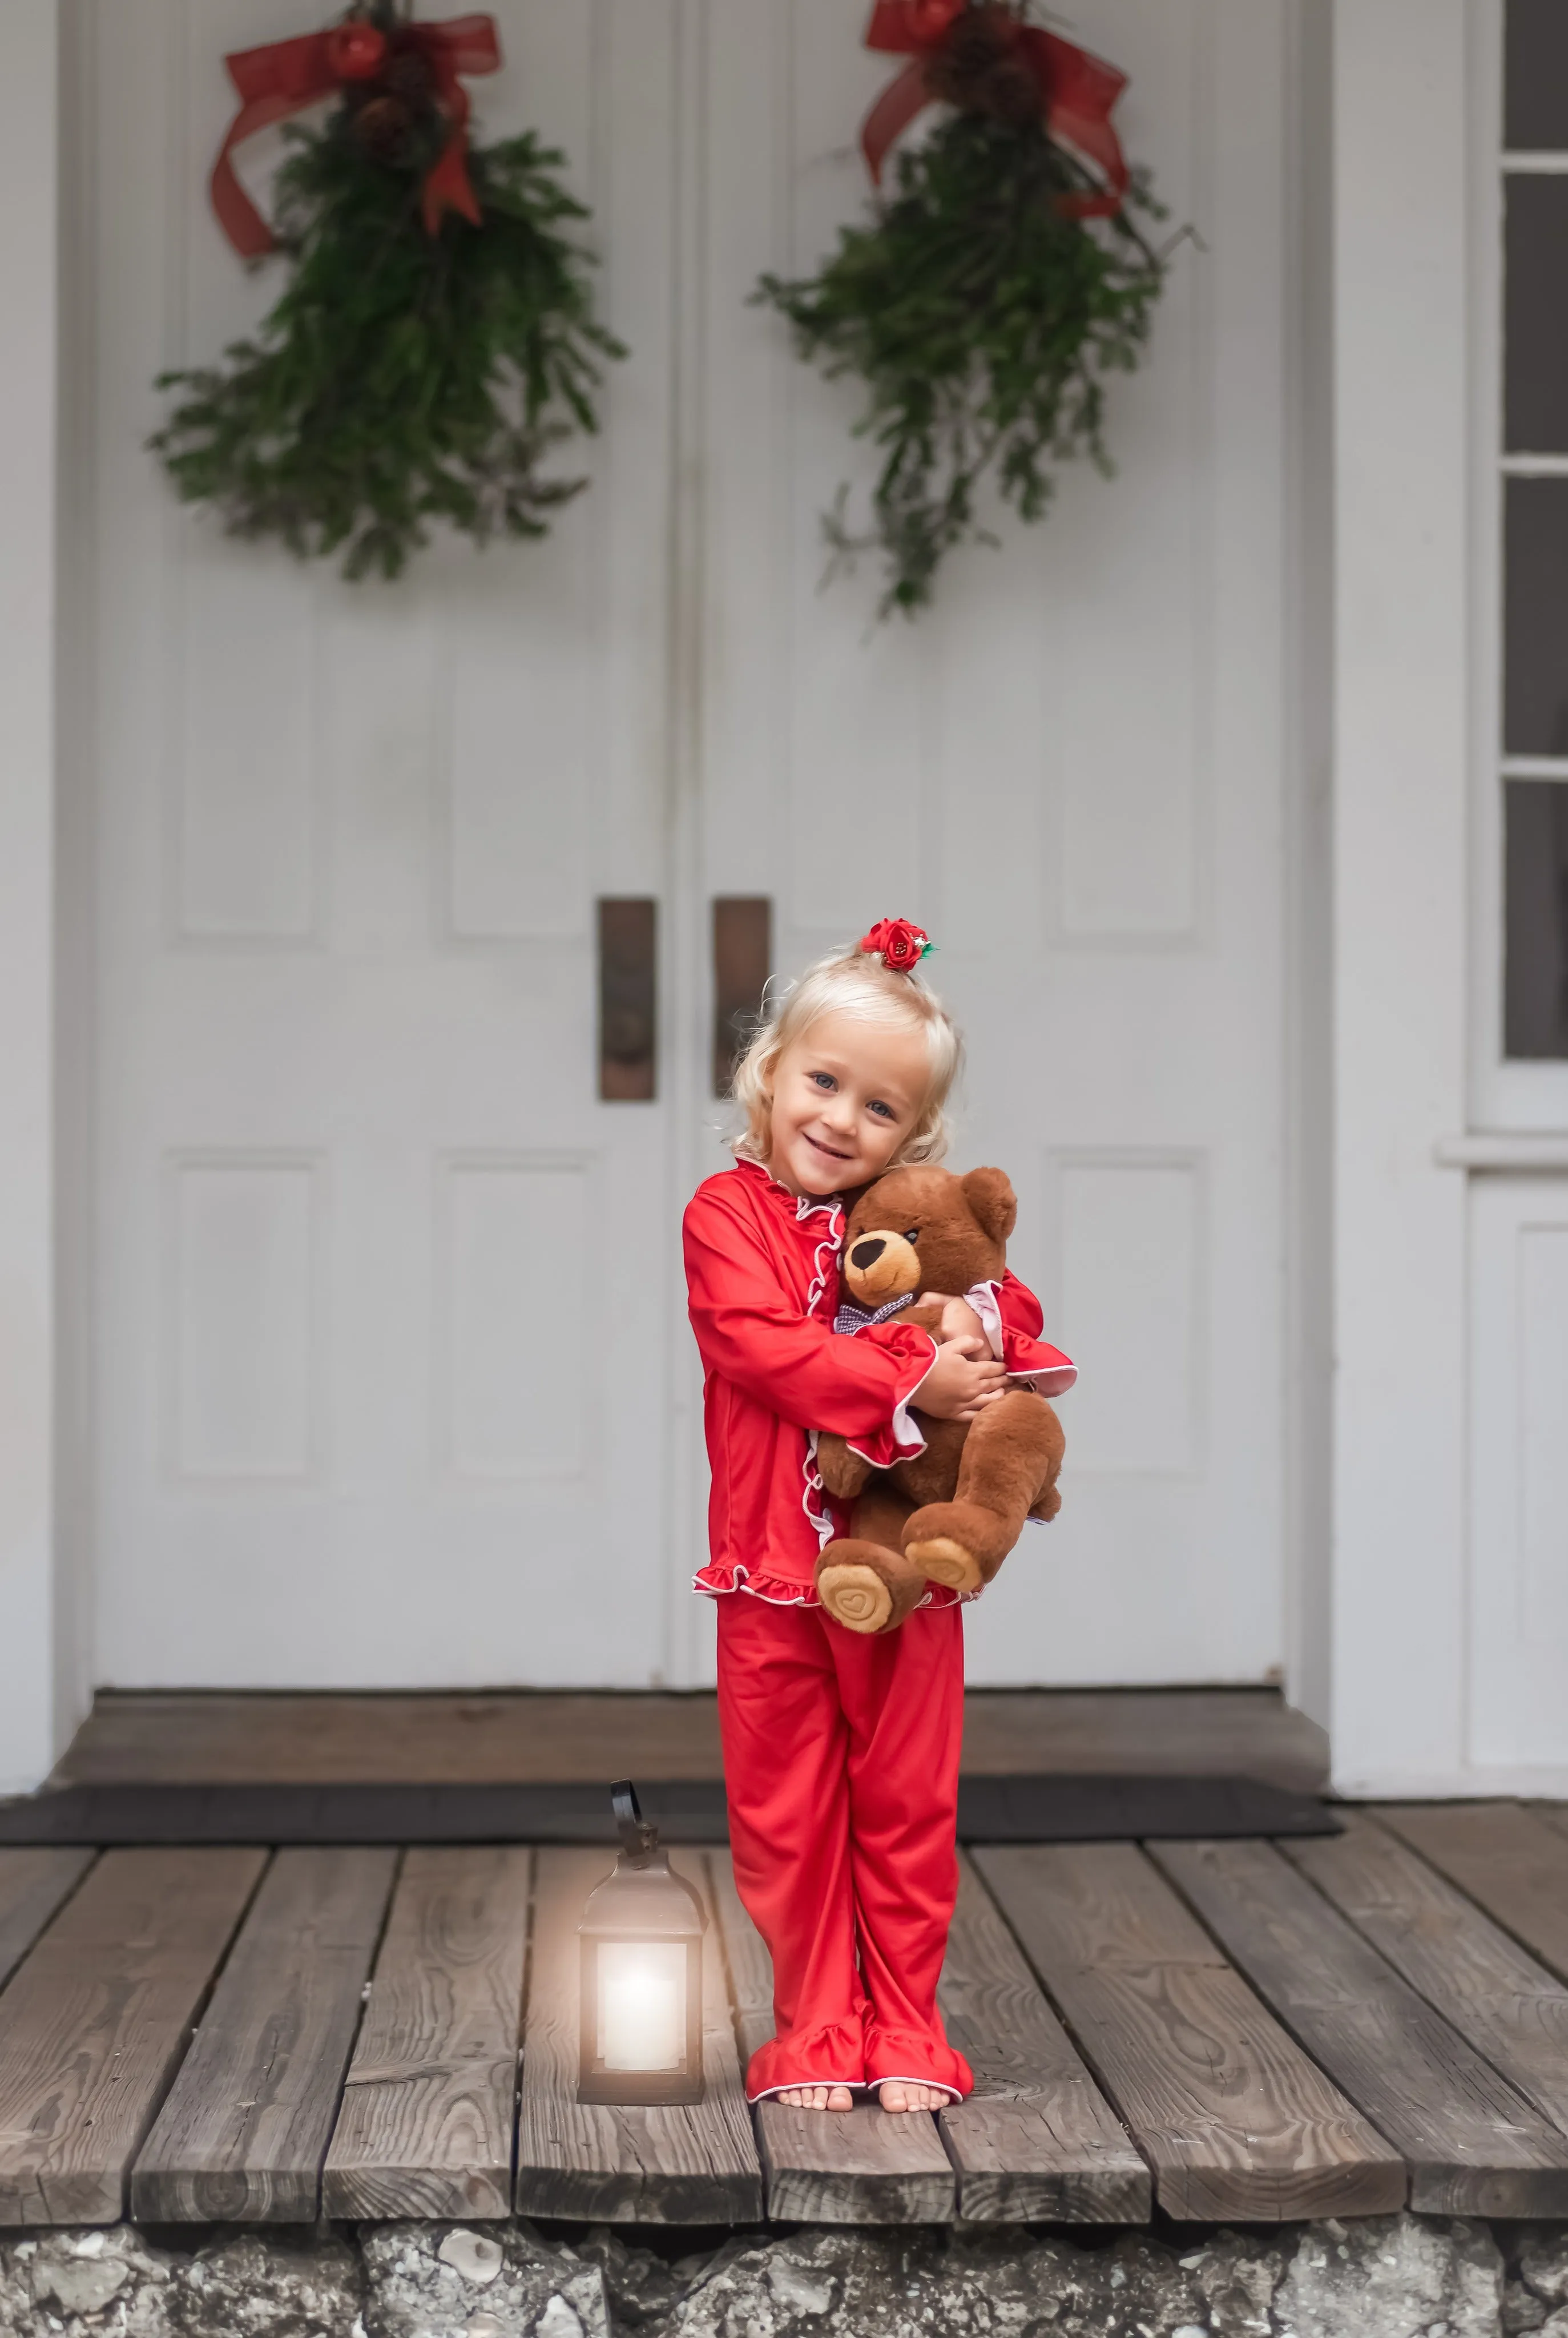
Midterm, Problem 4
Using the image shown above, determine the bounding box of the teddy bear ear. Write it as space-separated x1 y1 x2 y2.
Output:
962 1166 1017 1245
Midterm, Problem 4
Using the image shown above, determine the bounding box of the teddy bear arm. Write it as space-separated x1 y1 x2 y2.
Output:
954 1390 1063 1533
1027 1399 1066 1519
901 1392 1064 1597
815 1430 873 1501
889 1414 968 1507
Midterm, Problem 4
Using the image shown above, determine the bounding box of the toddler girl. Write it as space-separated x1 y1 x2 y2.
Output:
683 921 1073 2112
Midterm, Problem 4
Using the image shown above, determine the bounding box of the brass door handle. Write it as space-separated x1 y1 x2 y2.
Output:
598 898 657 1101
712 897 771 1099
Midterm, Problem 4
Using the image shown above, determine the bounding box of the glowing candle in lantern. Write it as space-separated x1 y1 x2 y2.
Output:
597 1941 686 2069
578 1782 707 2106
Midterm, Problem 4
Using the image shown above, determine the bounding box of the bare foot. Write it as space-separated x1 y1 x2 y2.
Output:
877 2080 948 2113
776 2085 854 2111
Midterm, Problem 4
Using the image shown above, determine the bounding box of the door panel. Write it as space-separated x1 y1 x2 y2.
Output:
1469 1178 1568 1767
90 0 681 1687
692 0 1287 1684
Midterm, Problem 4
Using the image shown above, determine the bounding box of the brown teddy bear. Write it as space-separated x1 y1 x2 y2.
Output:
813 1165 1066 1635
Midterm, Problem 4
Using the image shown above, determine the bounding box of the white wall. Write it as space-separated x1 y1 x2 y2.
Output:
2 0 1536 1789
53 0 98 1781
0 0 87 1793
1282 0 1335 1732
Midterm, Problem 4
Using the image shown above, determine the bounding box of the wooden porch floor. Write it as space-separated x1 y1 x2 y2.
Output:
4 1798 1568 2229
1 1695 1562 2229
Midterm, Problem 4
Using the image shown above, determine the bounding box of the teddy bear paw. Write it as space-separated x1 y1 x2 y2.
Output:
903 1534 983 1595
817 1561 897 1634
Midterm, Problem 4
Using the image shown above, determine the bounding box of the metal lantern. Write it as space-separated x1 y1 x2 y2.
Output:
578 1781 707 2106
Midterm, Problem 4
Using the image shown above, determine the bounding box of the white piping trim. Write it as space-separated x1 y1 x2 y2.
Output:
802 1430 836 1553
694 1567 965 1613
799 1199 847 1543
888 1338 940 1452
802 1195 845 1315
692 1564 819 1607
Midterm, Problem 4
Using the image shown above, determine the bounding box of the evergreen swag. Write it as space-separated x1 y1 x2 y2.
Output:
756 3 1174 617
152 5 622 580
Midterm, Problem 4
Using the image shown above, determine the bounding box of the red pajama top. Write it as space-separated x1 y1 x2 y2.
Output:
683 1159 1076 1606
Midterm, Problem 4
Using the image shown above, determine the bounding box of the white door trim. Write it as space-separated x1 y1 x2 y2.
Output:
1325 0 1472 1796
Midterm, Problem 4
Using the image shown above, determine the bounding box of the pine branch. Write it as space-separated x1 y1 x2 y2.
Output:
756 111 1171 616
152 116 624 578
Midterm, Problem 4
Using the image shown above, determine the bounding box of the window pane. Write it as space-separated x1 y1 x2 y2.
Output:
1507 178 1568 451
1505 477 1568 755
1506 781 1568 1058
1507 0 1568 150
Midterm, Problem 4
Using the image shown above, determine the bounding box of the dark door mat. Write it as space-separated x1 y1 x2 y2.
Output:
0 1775 1338 1845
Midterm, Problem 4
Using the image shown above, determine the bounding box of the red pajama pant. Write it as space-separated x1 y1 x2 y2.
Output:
716 1590 973 2102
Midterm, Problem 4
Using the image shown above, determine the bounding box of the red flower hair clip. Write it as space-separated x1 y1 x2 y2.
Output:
858 916 933 973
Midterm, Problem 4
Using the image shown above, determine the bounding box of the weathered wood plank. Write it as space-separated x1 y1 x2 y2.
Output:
973 1843 1405 2222
322 1845 530 2220
753 2096 956 2227
708 1851 953 2225
937 1853 1150 2223
1380 1804 1568 1985
514 1846 760 2223
131 1847 398 2221
1284 1812 1568 2146
1151 1837 1568 2216
0 1850 94 1991
0 1847 265 2224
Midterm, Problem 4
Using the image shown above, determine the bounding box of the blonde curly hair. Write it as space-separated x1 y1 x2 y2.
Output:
730 940 962 1168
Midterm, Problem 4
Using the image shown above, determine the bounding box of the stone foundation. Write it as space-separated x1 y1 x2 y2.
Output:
2 2214 1566 2338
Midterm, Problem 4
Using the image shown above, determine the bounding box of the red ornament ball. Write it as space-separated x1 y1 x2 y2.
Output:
910 0 959 40
325 20 388 80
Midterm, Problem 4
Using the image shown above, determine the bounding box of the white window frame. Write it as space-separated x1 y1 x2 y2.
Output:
1472 0 1568 1130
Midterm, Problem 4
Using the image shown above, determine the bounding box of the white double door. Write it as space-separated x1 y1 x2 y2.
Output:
84 0 1289 1692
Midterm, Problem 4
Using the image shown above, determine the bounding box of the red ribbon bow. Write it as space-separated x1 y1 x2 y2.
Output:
860 0 1128 217
209 12 502 259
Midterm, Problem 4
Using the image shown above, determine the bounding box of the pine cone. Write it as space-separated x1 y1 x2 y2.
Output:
346 38 438 165
926 6 1043 128
379 44 437 108
349 91 418 164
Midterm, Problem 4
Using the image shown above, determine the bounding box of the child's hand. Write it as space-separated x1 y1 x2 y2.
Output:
918 1339 1006 1420
919 1292 989 1350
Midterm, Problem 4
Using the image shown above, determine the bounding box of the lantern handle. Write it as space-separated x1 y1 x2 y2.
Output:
611 1779 659 1861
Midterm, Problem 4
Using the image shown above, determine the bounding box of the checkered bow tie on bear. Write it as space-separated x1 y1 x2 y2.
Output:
833 1292 916 1336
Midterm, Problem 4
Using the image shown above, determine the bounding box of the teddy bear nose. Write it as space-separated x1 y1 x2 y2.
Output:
850 1237 886 1271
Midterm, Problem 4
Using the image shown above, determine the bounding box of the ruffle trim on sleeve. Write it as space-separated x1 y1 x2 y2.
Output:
842 1335 938 1468
692 1560 822 1606
691 1560 970 1611
971 1279 1078 1396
